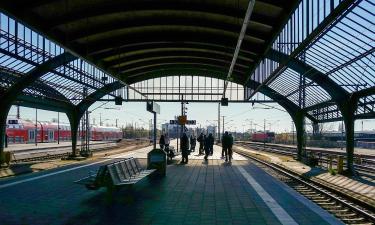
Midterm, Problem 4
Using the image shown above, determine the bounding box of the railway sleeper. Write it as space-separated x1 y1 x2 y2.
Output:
310 198 331 203
318 201 340 206
328 208 350 213
339 217 367 224
336 213 360 218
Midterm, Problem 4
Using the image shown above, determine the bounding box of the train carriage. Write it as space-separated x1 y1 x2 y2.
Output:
6 118 122 144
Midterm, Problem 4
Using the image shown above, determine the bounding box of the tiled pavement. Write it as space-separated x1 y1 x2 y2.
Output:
0 144 343 225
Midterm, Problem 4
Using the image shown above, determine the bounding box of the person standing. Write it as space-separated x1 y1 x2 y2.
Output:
197 133 204 155
208 133 214 155
181 133 190 164
228 133 234 162
204 133 214 160
221 133 226 159
222 131 230 162
159 134 165 150
190 135 196 152
164 133 170 148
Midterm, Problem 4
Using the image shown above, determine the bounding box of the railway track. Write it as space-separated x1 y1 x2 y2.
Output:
235 148 375 225
8 142 119 163
236 141 375 178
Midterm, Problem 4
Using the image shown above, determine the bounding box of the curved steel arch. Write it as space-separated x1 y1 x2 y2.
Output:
122 63 246 81
0 52 77 105
66 81 124 156
45 2 280 29
93 41 257 61
0 70 71 103
104 49 252 69
125 67 317 123
266 49 349 103
0 52 77 156
117 58 247 75
77 81 124 114
74 26 264 57
66 12 267 44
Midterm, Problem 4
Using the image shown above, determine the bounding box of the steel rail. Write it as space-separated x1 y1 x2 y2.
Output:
235 148 375 223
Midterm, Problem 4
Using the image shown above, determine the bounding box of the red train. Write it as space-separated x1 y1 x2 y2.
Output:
251 132 275 143
6 118 122 144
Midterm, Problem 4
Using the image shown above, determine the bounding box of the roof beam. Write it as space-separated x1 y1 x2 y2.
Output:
0 52 76 106
77 81 124 114
353 87 375 99
124 67 317 123
245 0 356 96
266 49 349 102
92 42 257 61
15 95 73 113
222 0 255 98
0 70 70 103
103 48 253 69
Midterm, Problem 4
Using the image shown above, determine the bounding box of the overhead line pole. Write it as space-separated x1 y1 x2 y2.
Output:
222 0 255 98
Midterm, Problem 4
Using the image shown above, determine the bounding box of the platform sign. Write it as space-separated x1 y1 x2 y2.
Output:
146 101 160 114
178 115 187 125
170 119 196 125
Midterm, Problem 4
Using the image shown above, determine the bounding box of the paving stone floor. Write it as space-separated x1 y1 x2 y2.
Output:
0 144 343 225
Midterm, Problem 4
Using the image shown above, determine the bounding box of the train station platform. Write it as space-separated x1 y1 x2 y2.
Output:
0 144 343 225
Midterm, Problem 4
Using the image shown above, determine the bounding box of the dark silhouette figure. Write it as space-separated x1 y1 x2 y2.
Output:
190 135 196 152
159 134 165 150
204 133 214 161
197 133 204 155
228 133 234 162
222 131 231 162
181 133 190 164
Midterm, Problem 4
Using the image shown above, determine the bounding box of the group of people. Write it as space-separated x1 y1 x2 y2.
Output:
159 131 233 164
180 132 215 163
197 133 215 161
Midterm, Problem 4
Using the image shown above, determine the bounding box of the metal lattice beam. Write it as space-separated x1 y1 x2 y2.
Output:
245 0 356 98
0 52 76 106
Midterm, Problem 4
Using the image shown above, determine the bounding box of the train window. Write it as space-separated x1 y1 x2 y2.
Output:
8 120 18 124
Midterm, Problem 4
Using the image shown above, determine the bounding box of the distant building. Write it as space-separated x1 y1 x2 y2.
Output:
206 125 216 137
161 123 180 138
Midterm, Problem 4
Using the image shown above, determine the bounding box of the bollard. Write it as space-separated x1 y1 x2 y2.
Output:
147 148 167 177
337 156 344 174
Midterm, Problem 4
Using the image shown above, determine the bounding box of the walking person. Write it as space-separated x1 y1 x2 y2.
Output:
190 135 196 152
197 133 204 155
181 133 190 164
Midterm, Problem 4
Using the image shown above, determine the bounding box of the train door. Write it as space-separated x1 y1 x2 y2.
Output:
28 130 36 143
48 129 54 142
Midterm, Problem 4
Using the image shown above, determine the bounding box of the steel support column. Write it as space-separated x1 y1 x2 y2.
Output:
67 109 82 157
0 105 11 164
312 122 320 139
65 81 124 156
339 98 358 175
293 111 305 161
0 52 76 161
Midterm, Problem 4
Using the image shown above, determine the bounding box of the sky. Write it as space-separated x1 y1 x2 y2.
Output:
8 102 375 134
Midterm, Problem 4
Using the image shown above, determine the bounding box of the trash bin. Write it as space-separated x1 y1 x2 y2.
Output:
147 148 167 176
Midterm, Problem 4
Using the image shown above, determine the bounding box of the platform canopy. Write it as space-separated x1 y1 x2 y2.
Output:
0 0 374 123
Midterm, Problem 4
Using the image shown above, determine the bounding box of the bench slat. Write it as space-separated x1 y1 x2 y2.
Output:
75 158 156 189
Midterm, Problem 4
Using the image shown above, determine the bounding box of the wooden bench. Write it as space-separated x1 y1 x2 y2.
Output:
74 157 156 190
